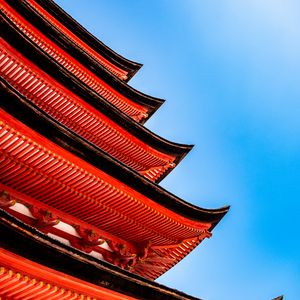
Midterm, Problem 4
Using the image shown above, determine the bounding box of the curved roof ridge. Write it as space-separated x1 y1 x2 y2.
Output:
5 0 163 122
34 0 142 81
0 212 202 300
0 79 229 225
0 15 191 174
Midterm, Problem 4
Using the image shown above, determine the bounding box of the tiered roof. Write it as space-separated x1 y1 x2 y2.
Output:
27 0 141 81
1 4 193 182
0 81 228 279
0 0 229 298
3 0 163 122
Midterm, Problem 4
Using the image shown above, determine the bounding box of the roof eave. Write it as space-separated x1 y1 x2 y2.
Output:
4 0 163 115
35 0 143 79
0 79 229 225
0 210 202 300
0 15 190 162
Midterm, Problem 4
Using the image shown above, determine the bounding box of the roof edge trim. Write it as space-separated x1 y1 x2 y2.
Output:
35 0 142 81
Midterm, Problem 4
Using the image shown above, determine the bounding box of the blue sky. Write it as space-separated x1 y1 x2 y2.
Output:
56 1 300 299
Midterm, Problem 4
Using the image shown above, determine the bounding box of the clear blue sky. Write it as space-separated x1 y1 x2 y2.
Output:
56 1 300 299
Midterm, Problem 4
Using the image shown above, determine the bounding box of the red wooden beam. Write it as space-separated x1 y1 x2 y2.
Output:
0 248 138 299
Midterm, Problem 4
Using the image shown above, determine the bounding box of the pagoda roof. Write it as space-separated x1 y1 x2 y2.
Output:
0 0 229 283
1 1 150 123
0 15 191 182
0 211 202 300
0 80 228 225
4 0 163 122
32 0 142 82
0 83 229 279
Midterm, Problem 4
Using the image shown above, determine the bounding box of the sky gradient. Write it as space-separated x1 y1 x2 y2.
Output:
56 1 300 299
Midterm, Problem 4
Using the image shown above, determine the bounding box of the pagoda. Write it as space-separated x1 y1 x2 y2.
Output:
0 0 229 299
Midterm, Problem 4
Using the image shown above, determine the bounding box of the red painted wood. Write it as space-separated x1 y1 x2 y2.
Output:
25 0 129 80
0 38 176 182
0 110 211 279
0 1 149 122
0 248 137 299
0 182 135 251
0 110 210 232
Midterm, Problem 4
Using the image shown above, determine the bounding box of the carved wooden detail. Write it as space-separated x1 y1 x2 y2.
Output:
70 225 105 253
28 206 60 232
0 190 16 208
